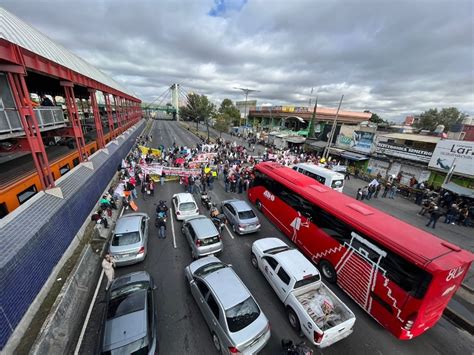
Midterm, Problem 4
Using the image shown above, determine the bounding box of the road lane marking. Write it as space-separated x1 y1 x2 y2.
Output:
74 270 104 355
224 224 235 239
171 210 177 249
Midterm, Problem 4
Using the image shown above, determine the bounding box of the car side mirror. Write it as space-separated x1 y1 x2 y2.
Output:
152 285 157 290
227 263 232 267
189 279 195 285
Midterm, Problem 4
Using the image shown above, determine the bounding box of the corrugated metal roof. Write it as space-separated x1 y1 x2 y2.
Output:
379 133 440 143
0 7 137 98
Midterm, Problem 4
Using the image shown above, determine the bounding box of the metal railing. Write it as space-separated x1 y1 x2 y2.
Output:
0 106 66 135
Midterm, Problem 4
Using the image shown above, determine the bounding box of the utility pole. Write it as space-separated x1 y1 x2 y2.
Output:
323 95 344 160
234 87 260 128
308 96 318 138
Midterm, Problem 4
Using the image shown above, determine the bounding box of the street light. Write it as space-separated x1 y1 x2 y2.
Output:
234 87 260 127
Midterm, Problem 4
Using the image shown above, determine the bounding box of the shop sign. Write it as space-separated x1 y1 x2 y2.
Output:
428 140 474 177
376 142 433 162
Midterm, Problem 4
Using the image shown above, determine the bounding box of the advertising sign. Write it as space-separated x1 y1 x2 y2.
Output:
337 126 375 153
376 142 433 163
428 140 474 177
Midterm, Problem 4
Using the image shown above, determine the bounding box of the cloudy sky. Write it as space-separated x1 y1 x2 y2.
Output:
2 0 473 121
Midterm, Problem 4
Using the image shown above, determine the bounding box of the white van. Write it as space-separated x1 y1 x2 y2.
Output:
293 163 345 192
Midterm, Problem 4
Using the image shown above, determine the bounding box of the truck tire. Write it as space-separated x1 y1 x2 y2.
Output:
287 308 301 332
319 259 337 283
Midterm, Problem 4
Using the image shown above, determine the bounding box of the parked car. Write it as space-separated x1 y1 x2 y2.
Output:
172 192 200 221
185 256 271 354
100 271 157 354
109 213 149 266
182 215 223 259
221 199 261 235
251 238 356 348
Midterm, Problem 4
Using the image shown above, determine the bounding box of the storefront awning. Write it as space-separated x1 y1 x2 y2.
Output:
341 151 369 161
441 182 474 198
286 136 306 144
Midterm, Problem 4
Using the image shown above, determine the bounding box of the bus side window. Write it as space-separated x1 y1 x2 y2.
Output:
310 206 352 245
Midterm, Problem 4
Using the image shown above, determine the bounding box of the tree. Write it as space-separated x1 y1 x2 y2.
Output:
180 93 216 139
415 107 467 131
218 98 241 126
364 110 386 124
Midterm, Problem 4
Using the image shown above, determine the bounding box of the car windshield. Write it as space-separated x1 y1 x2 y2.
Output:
108 286 147 319
226 296 260 332
194 262 227 277
331 179 344 188
112 232 140 246
264 246 290 255
102 336 148 355
238 210 256 219
180 202 196 211
294 274 321 288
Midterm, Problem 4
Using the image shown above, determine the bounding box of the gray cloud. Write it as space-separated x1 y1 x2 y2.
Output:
2 0 473 121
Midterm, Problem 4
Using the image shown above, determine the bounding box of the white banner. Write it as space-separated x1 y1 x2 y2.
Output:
428 140 474 177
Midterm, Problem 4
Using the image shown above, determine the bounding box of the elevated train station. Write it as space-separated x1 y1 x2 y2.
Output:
0 8 142 218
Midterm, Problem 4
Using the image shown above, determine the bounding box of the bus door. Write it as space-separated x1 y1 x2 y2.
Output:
336 232 387 311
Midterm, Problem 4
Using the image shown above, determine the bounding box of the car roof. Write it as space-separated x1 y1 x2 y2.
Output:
273 249 319 281
188 216 218 238
204 267 250 310
295 163 345 179
111 271 151 291
224 199 252 212
104 307 147 351
114 214 146 234
175 193 196 203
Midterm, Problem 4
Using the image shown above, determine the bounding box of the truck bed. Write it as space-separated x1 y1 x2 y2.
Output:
295 284 353 331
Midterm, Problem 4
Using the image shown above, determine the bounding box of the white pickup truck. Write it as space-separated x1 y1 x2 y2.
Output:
251 238 356 348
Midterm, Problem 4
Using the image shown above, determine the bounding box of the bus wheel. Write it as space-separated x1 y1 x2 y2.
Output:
256 200 263 211
319 260 337 283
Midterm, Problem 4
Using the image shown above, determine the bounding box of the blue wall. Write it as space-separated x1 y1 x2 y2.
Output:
0 122 144 350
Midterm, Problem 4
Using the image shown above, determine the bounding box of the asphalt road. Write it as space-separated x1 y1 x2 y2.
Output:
78 120 473 355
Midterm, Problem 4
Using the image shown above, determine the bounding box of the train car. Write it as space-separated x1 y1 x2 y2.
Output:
0 135 108 218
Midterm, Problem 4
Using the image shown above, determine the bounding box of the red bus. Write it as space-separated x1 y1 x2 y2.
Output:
248 162 473 339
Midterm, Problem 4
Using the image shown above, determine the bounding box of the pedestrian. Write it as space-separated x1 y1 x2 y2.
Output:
361 186 368 201
141 180 147 199
102 253 116 290
224 174 230 193
388 184 397 199
367 185 375 200
344 170 350 180
374 184 381 198
208 173 214 191
356 188 362 200
426 206 442 229
148 179 154 196
444 203 459 224
382 182 390 198
160 171 166 185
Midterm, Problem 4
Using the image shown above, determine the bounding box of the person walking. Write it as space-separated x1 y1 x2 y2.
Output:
344 170 350 180
426 206 442 229
102 254 116 291
160 171 166 185
156 211 167 239
356 188 362 200
374 184 381 198
148 179 155 196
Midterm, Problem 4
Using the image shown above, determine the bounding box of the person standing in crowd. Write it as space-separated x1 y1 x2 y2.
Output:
102 254 116 291
388 183 397 199
148 179 154 196
356 188 362 200
381 182 391 198
160 171 166 185
374 184 381 198
426 206 442 229
367 184 375 200
361 186 368 201
444 203 459 225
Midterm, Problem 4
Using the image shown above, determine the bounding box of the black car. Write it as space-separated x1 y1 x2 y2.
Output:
100 271 157 355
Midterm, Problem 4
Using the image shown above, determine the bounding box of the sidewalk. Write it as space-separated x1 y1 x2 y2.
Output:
343 176 473 334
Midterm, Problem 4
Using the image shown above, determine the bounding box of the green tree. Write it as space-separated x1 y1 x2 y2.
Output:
364 110 386 124
415 107 467 131
180 93 216 139
218 98 241 126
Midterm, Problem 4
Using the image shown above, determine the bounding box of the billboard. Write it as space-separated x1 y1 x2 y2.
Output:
336 125 375 153
428 140 474 177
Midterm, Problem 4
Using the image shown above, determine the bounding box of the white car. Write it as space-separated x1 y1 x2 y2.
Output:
172 193 200 221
